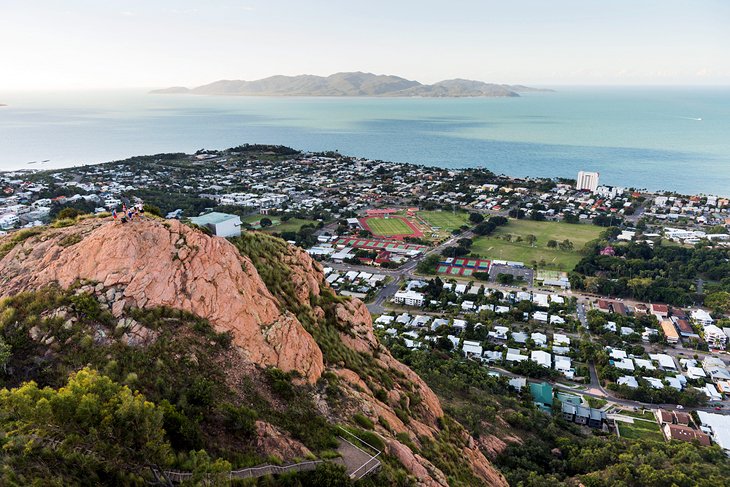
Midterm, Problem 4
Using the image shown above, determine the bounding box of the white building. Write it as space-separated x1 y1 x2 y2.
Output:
189 212 242 237
618 376 639 388
691 309 714 326
462 340 483 358
697 411 730 455
505 348 528 363
531 332 547 347
704 324 727 350
393 291 425 307
531 350 552 368
576 171 600 192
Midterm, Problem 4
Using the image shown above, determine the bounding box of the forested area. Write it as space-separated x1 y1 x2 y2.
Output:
571 242 730 306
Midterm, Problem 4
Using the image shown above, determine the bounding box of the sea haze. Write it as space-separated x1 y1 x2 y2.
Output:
0 87 728 196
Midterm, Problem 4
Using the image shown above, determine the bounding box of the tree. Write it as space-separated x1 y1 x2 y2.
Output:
558 239 574 251
0 368 173 476
417 254 441 274
143 204 162 217
56 207 86 220
563 213 580 224
547 240 558 248
469 212 484 224
525 234 537 246
474 221 497 236
489 216 509 226
259 217 273 228
497 273 515 285
705 291 730 314
0 338 10 374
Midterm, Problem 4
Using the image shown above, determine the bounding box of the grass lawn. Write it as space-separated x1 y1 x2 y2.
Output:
617 418 664 442
418 210 470 232
586 397 607 409
470 220 602 270
618 409 656 421
243 214 317 233
366 217 414 236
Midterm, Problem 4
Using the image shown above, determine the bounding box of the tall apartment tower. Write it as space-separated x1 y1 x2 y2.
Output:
576 171 599 192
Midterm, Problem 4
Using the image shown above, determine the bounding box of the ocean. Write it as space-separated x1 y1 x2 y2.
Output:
0 87 728 196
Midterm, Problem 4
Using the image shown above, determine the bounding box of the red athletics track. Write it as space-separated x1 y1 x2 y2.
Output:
358 216 424 240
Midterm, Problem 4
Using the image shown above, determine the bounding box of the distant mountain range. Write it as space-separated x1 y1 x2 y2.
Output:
151 72 552 97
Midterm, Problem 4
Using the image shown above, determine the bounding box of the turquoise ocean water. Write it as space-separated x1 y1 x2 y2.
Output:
0 87 728 196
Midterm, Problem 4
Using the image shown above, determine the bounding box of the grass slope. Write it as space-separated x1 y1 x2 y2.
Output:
470 220 602 270
243 214 317 233
366 217 413 236
617 419 665 442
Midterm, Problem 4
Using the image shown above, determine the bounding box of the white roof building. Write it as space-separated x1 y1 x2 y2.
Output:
704 324 727 349
462 340 483 357
532 293 549 307
461 300 476 311
643 377 665 389
618 376 639 388
550 315 566 325
609 348 627 360
649 353 677 370
452 319 467 330
687 366 707 379
395 313 412 325
505 348 528 362
665 376 683 390
393 290 425 307
614 358 635 372
634 358 656 370
531 350 552 368
705 383 723 401
533 311 549 322
697 411 730 454
489 326 509 340
554 355 572 371
431 318 449 331
531 332 547 347
411 315 431 328
553 334 570 346
508 377 527 392
483 350 503 363
691 309 714 326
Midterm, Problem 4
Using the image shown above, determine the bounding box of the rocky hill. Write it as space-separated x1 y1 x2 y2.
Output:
150 71 550 98
0 217 507 486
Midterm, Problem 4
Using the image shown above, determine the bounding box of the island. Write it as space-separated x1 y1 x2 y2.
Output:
151 71 552 97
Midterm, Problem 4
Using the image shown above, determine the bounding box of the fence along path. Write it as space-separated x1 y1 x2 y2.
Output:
153 460 323 483
154 427 381 484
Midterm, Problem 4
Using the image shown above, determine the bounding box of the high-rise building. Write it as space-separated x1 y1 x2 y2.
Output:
576 171 599 192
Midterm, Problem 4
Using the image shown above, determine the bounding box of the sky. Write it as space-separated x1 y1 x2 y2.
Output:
2 0 729 90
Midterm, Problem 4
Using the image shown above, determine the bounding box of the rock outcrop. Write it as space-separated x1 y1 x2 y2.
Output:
0 218 324 382
0 218 507 486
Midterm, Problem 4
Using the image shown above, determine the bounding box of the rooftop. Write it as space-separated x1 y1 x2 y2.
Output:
189 212 241 225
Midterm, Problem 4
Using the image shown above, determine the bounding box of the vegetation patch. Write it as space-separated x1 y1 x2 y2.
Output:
470 219 602 270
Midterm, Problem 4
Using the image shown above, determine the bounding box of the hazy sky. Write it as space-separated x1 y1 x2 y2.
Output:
2 0 729 90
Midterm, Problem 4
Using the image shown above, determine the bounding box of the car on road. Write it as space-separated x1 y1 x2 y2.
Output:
715 406 723 410
676 405 684 409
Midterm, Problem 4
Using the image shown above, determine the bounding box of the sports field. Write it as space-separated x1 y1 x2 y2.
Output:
470 220 602 270
364 217 416 236
418 210 470 232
